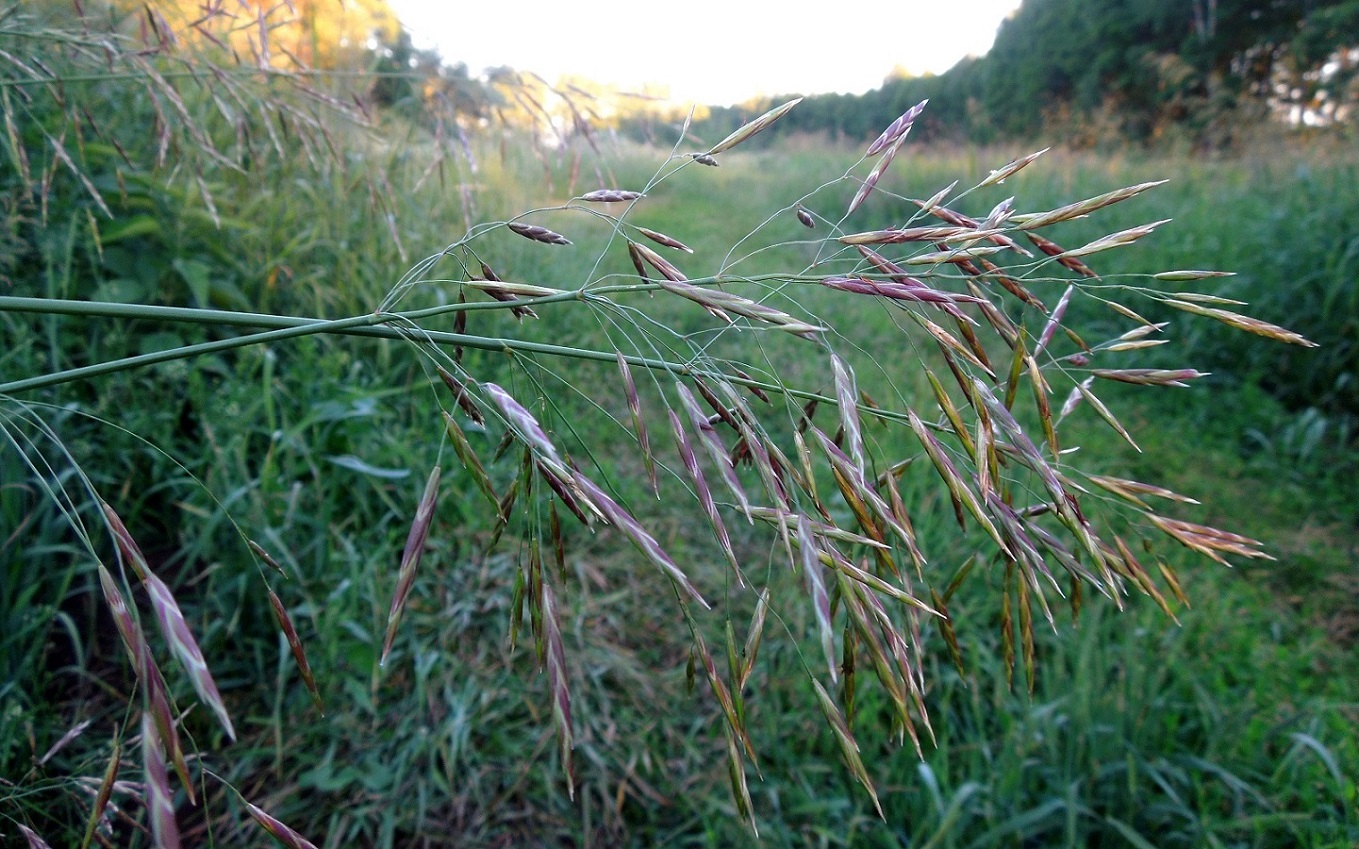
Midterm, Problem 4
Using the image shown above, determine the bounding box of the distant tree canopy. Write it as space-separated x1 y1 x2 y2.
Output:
676 0 1359 149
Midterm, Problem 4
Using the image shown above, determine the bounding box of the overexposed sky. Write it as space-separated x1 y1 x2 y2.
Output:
387 1 1022 106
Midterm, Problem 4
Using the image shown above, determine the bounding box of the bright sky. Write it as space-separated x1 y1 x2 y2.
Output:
387 1 1022 107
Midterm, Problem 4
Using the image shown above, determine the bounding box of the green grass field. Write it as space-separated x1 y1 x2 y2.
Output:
2 23 1357 847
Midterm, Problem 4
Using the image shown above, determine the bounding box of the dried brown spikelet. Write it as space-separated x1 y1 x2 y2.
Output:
1026 232 1099 278
268 589 323 712
628 239 688 283
507 221 571 245
691 152 720 166
635 226 694 253
795 204 816 228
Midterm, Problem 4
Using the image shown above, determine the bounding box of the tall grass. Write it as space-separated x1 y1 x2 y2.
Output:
2 5 1356 847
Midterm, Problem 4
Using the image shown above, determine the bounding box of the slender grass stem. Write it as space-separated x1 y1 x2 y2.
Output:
0 298 849 417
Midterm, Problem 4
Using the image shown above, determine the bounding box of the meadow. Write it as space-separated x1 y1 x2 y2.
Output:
2 14 1357 848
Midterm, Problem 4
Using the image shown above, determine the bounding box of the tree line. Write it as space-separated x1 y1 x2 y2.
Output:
674 0 1359 149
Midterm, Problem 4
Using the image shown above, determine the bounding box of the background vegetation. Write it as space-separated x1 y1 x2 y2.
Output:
1 1 1355 847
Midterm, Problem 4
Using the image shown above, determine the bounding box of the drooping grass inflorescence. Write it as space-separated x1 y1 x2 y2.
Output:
0 7 1324 844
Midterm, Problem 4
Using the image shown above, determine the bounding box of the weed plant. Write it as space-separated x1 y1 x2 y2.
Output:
1 5 1355 848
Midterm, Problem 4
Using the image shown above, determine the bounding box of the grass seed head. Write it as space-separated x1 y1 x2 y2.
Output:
866 98 927 156
707 96 802 154
245 801 321 849
578 188 643 203
635 225 693 253
507 221 571 245
268 589 323 713
381 465 441 666
141 713 180 849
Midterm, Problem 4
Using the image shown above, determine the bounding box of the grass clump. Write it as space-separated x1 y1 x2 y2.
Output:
2 5 1356 847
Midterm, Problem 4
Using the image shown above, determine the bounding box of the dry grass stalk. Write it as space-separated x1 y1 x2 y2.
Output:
820 275 982 306
915 199 1032 255
483 382 573 483
750 507 889 552
1086 474 1200 507
1153 269 1235 281
831 354 866 476
381 466 441 666
1074 380 1141 451
979 258 1045 309
96 562 191 801
917 316 996 379
906 412 1010 555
